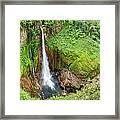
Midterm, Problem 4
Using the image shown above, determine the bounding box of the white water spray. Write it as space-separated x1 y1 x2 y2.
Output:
41 27 55 90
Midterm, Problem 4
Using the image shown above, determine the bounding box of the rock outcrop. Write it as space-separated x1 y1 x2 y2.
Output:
58 68 82 93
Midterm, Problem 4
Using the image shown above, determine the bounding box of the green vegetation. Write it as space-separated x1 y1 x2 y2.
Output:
49 81 100 100
48 26 100 78
20 89 31 100
20 40 40 77
20 20 100 100
20 77 100 100
20 89 41 100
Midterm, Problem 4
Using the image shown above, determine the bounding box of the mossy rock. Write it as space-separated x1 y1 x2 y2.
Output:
48 26 100 78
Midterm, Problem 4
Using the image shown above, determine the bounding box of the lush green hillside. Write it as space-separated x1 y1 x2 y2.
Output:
20 20 100 100
48 26 100 78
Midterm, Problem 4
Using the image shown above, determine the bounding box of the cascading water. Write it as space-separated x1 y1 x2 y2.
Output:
41 27 55 90
40 27 61 99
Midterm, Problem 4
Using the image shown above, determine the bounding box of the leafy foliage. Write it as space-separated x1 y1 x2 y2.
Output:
48 25 100 78
20 40 40 77
20 89 31 100
20 89 41 100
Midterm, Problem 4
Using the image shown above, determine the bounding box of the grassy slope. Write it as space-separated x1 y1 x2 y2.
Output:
48 26 100 78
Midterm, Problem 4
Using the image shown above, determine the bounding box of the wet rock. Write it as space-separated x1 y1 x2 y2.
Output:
58 68 82 93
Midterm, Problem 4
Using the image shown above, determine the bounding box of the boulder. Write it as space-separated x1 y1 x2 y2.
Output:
58 68 82 93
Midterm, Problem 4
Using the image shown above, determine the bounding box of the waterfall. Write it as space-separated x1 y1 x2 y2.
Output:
41 27 55 90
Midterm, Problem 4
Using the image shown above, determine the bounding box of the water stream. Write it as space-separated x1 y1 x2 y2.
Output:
40 27 62 99
41 27 55 90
